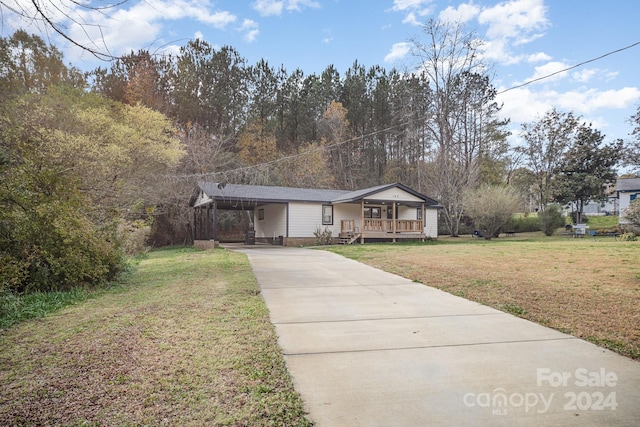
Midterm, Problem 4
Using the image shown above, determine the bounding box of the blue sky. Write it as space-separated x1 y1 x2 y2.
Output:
4 0 640 146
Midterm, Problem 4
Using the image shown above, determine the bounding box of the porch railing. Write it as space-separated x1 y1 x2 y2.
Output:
341 219 423 234
341 219 356 233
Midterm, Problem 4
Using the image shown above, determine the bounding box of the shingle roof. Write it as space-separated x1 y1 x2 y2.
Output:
331 183 394 203
198 182 350 204
616 178 640 192
193 181 441 208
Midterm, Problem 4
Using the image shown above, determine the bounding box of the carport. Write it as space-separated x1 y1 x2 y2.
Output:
190 182 288 247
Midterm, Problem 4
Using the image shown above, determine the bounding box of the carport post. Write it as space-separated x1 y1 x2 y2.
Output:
205 205 210 240
213 201 218 242
193 209 197 241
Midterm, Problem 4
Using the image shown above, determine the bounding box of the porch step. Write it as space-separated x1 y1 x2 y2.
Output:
339 233 361 245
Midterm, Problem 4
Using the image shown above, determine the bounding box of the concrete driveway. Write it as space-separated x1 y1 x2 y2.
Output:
232 245 640 426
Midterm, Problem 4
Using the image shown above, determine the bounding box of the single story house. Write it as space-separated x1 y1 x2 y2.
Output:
190 182 441 247
616 177 640 224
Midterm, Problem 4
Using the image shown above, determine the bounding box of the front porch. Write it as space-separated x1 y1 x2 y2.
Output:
339 219 426 243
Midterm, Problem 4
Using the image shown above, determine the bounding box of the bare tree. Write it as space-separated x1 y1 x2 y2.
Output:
319 101 361 189
411 19 505 236
1 0 126 60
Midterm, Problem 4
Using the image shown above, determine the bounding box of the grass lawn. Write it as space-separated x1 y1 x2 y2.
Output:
324 233 640 360
583 215 620 230
0 247 312 426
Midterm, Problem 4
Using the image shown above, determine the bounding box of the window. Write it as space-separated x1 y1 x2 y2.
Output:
258 209 265 220
632 194 638 201
322 205 333 225
417 208 422 221
364 206 381 219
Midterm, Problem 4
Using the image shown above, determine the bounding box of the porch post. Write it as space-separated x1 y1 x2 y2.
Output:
360 199 365 244
392 202 397 243
421 202 425 241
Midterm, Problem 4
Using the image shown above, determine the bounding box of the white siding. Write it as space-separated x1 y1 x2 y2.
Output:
366 187 422 202
288 202 330 237
397 205 418 220
335 203 362 232
254 201 439 238
620 192 639 212
619 192 640 224
255 204 287 239
424 209 438 238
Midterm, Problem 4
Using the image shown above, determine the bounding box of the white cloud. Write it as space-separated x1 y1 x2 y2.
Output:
604 71 619 81
253 0 284 16
385 42 411 63
524 61 571 84
478 0 548 40
239 19 259 43
133 0 236 28
526 52 552 63
58 0 237 60
497 86 640 140
391 0 434 26
286 0 320 12
402 11 420 26
162 44 183 57
572 68 598 83
563 87 640 112
497 87 551 125
245 29 260 43
253 0 319 17
392 0 431 11
439 3 480 23
481 39 514 63
476 0 549 65
513 32 545 46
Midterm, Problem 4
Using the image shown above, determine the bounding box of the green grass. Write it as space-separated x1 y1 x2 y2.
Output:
584 215 619 230
505 212 621 233
0 259 140 330
0 247 313 426
0 287 90 329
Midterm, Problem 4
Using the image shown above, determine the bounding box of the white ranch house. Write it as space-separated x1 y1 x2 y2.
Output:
190 182 441 247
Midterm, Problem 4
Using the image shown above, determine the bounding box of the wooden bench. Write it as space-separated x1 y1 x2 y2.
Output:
588 230 619 241
562 231 587 238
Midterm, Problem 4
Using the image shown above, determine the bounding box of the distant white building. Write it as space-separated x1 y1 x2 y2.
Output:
616 178 640 224
563 198 618 217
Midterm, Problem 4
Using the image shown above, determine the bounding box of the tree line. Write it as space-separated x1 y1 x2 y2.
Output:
2 20 639 293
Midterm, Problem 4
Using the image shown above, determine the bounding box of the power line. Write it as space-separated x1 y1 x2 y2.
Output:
171 121 411 181
174 40 640 182
497 40 640 95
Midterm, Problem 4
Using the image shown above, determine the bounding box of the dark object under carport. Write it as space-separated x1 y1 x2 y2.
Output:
245 230 256 245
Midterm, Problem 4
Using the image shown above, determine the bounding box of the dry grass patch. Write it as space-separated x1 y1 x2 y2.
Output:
326 236 640 360
0 247 312 426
